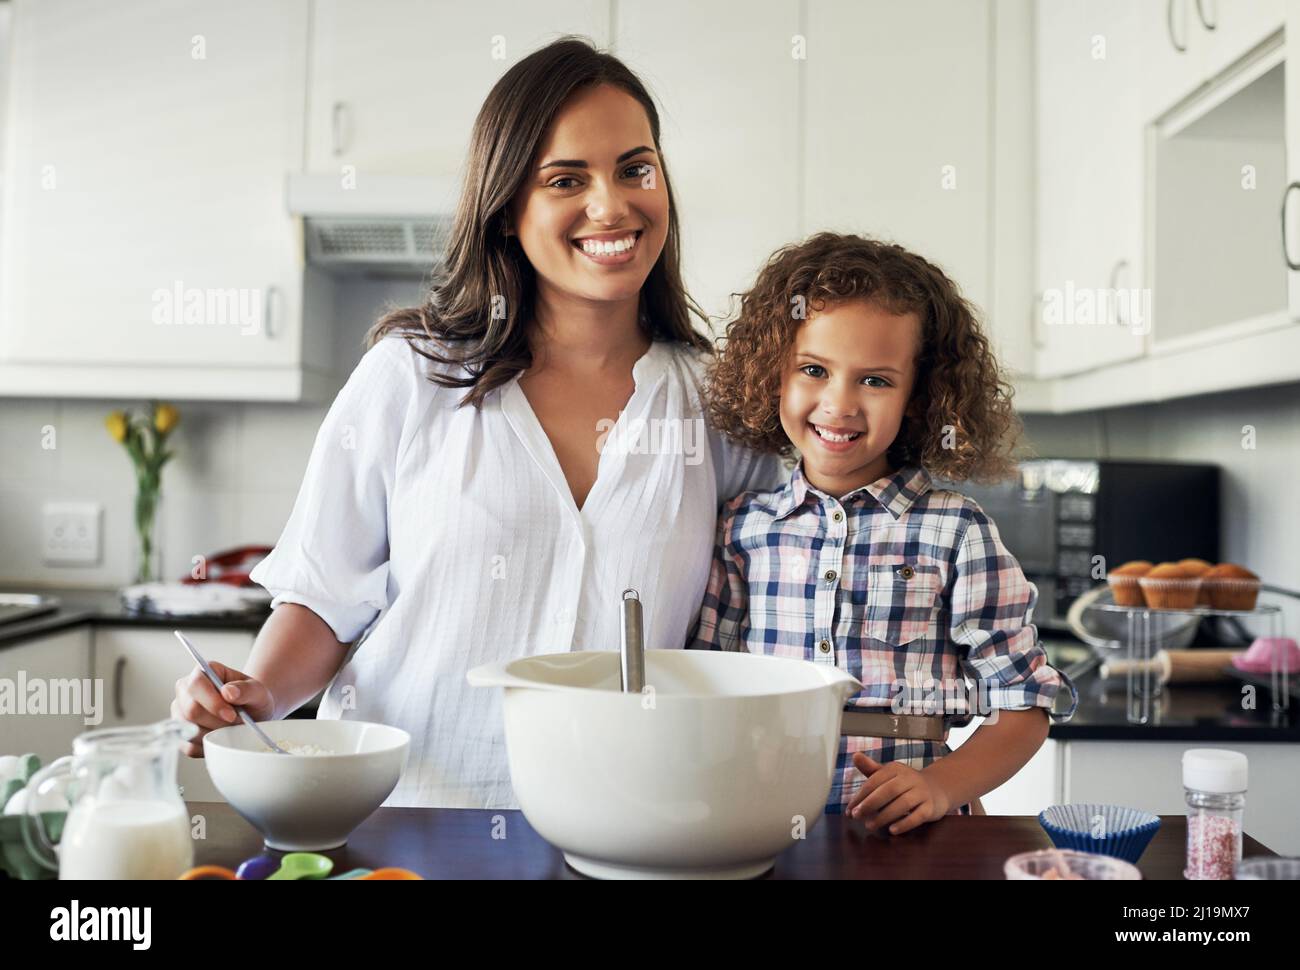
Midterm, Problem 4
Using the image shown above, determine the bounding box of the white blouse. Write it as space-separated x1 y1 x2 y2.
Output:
249 334 784 808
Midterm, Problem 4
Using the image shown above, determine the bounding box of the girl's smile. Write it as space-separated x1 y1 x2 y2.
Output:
807 422 865 451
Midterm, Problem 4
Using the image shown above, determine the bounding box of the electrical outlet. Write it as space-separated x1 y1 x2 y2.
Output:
43 501 102 566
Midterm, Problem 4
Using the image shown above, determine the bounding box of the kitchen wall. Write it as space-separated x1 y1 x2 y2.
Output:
0 275 422 586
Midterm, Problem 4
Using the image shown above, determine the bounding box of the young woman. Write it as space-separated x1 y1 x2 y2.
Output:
170 37 782 807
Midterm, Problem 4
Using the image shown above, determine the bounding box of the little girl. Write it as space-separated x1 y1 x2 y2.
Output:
689 232 1078 835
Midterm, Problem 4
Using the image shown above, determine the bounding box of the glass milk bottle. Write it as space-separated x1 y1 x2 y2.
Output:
22 719 195 879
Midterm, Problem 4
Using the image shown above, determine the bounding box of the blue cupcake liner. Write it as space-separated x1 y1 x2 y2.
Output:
1038 803 1161 864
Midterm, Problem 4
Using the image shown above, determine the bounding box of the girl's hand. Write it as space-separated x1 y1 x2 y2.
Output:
171 660 275 758
847 753 954 835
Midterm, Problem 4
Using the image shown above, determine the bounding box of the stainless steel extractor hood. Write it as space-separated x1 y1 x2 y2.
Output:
286 174 459 274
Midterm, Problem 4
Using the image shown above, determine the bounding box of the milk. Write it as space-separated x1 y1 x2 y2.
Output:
59 799 192 880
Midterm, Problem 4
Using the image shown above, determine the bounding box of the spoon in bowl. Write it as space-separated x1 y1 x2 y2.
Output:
173 630 288 754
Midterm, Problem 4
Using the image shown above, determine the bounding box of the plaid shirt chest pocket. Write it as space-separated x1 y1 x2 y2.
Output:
861 559 944 646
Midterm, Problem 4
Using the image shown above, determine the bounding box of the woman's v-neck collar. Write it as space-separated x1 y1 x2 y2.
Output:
501 339 671 523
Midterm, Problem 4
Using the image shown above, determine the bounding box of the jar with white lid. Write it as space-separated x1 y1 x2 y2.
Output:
1183 748 1247 880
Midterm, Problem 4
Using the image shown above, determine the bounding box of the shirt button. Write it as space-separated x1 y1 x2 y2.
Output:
818 639 832 654
832 511 844 523
898 565 915 580
824 569 838 583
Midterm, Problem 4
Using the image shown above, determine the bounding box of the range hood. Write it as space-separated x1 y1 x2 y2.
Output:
286 174 459 274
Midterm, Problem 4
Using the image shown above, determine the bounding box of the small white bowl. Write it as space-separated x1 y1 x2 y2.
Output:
203 720 409 851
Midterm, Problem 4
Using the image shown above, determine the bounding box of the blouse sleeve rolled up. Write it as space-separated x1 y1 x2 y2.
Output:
249 336 420 644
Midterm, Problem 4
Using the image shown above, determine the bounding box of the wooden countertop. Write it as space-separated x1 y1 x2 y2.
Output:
187 802 1277 879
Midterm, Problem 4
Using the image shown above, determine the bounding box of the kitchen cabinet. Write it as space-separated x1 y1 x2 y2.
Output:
803 0 991 321
1023 0 1300 410
1140 0 1284 120
1201 0 1285 79
0 627 93 766
307 1 610 180
945 727 1300 854
1034 0 1148 379
1065 740 1300 856
92 626 255 801
1139 0 1212 120
612 1 800 324
1284 0 1300 328
0 0 318 401
947 720 1061 815
1150 41 1289 352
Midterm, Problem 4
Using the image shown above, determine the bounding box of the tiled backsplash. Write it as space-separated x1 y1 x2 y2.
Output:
0 276 423 587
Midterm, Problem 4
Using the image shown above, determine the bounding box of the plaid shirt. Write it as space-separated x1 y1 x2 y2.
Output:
687 461 1078 813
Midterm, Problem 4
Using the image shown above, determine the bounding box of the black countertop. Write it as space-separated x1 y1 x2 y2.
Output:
1047 656 1298 742
2 587 1296 743
0 584 269 647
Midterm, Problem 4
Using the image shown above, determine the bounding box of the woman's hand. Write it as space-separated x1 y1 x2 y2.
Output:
171 661 276 758
847 752 954 835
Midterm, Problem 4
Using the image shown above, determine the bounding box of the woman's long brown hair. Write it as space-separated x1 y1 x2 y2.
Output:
366 36 711 407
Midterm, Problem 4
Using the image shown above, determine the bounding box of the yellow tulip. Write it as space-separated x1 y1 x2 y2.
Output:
105 411 128 443
154 403 179 435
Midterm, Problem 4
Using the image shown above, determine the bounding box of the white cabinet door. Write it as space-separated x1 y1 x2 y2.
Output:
307 0 610 178
803 0 991 319
1140 0 1284 119
613 1 801 324
0 627 94 764
0 0 307 369
1284 0 1300 320
1201 0 1284 79
1065 740 1300 857
1034 0 1148 378
1139 0 1210 119
93 627 255 802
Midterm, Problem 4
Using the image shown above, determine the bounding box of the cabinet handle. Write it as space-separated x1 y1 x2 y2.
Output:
263 285 280 339
1109 260 1130 327
1167 0 1188 52
331 101 350 157
1195 0 1217 30
1282 183 1300 271
113 656 126 720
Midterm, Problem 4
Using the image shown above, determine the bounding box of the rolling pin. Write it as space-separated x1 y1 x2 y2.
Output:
1100 649 1244 684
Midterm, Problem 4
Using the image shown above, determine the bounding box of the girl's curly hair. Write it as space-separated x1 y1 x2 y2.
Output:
706 232 1022 484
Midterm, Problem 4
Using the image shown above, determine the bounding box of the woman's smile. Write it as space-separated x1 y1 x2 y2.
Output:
571 228 643 266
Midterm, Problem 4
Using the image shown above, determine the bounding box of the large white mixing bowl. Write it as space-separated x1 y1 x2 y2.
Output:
467 650 861 879
203 720 409 851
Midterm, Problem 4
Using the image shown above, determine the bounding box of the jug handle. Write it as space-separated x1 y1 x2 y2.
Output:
20 755 73 874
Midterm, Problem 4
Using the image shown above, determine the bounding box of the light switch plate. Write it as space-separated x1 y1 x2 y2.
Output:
43 501 102 565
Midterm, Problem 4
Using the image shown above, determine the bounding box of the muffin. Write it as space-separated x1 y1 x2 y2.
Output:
1202 563 1260 611
1108 560 1154 607
1138 562 1202 610
1179 559 1216 606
